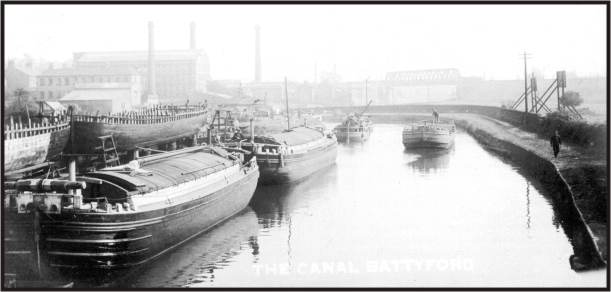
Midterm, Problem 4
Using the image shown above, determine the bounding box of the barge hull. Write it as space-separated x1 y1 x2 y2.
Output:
258 143 337 185
335 132 371 142
4 127 70 172
4 168 259 271
71 115 206 154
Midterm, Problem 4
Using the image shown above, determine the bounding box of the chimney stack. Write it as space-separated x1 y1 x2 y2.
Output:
190 22 196 50
254 25 262 83
147 21 156 101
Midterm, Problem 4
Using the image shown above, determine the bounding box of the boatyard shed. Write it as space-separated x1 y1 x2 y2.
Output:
60 85 140 113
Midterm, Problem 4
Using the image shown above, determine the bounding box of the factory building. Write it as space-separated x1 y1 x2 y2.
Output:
72 22 210 104
35 67 142 101
72 50 209 103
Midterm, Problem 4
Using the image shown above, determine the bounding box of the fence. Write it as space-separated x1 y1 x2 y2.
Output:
72 104 208 125
4 115 70 141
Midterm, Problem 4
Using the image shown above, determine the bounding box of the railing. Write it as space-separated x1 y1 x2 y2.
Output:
4 115 70 140
72 104 208 125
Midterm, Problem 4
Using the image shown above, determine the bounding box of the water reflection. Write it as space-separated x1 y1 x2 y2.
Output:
113 208 259 288
526 181 531 230
405 147 454 173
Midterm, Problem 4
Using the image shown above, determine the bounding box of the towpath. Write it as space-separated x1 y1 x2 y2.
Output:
448 113 607 260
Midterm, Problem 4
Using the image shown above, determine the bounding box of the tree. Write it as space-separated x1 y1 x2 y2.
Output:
560 91 583 108
6 88 38 119
13 88 29 108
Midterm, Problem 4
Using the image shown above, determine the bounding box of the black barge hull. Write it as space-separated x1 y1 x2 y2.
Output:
4 168 259 271
256 142 337 185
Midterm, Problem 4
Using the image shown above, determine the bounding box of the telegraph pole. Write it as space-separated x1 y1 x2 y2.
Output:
284 77 290 131
364 77 369 106
521 52 531 113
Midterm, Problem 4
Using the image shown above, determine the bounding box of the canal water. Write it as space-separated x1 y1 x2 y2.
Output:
104 124 605 288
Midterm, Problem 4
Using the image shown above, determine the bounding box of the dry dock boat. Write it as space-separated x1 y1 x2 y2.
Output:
3 146 259 272
334 114 373 143
69 104 208 155
225 127 337 185
402 120 456 149
4 114 70 175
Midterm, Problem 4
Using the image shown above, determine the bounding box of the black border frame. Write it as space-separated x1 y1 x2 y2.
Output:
1 0 609 290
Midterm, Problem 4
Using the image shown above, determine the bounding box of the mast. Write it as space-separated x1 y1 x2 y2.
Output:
285 77 290 131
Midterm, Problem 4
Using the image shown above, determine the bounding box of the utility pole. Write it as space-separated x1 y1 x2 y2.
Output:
521 51 531 113
285 77 290 131
364 78 369 106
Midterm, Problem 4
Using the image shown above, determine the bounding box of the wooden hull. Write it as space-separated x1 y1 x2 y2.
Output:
403 132 455 149
334 127 372 143
3 167 259 272
3 126 70 172
256 141 338 185
71 115 207 154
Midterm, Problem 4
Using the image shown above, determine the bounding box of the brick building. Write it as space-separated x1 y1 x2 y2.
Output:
72 49 210 103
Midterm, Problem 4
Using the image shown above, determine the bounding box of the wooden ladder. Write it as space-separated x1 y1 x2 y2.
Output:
96 135 120 168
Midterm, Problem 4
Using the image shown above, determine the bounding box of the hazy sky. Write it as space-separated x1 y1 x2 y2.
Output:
5 4 607 82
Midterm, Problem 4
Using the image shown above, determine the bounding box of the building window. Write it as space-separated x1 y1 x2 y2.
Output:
49 91 54 99
48 78 53 85
40 91 45 99
65 77 69 85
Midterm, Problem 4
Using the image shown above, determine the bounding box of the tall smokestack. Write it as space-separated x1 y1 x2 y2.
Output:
255 25 262 82
190 22 196 50
147 21 156 99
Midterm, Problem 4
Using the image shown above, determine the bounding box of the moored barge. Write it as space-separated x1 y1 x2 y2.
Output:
334 100 373 143
402 120 456 149
334 114 373 143
3 146 259 272
226 127 337 185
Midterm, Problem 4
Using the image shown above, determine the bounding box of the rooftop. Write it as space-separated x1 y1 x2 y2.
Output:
74 49 207 63
40 67 140 77
60 87 133 101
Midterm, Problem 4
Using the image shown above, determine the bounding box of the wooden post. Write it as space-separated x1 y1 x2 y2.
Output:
347 122 350 144
250 118 255 143
285 77 290 131
34 211 42 277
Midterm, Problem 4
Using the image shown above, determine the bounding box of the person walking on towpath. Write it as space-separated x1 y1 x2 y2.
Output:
432 108 439 123
550 130 562 158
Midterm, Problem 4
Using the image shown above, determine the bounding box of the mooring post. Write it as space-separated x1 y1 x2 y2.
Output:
69 159 82 209
347 123 351 144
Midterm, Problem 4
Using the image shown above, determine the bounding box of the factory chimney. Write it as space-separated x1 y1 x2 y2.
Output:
190 22 196 50
147 21 157 103
254 25 262 82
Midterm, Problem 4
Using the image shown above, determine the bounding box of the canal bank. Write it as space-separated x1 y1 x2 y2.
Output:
362 112 607 270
